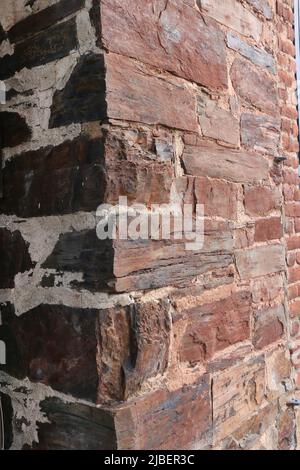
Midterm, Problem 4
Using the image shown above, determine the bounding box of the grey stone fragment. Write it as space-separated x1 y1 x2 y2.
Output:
227 32 276 74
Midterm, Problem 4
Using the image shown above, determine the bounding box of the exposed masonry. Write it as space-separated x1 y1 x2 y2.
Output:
1 0 300 450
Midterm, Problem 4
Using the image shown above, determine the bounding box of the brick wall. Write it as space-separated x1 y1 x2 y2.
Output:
0 0 300 450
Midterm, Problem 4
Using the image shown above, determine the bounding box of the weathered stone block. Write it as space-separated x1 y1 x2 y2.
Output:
0 112 31 148
266 348 291 396
254 217 283 242
105 160 173 205
34 398 116 450
114 375 212 449
49 54 107 128
244 185 281 216
42 230 113 290
197 95 239 146
241 113 280 153
0 304 99 401
245 0 273 19
231 58 278 116
0 18 78 80
213 357 265 443
220 403 277 450
227 33 275 73
194 176 238 220
0 228 33 288
111 221 234 292
179 291 251 363
235 245 285 280
98 301 171 402
101 0 228 90
252 304 285 350
183 142 269 183
278 409 296 450
200 0 262 41
105 53 198 132
0 136 106 217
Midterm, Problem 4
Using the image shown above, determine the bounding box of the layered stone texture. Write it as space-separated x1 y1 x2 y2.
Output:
0 0 299 451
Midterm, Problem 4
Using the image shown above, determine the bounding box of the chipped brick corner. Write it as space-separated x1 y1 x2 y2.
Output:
0 0 300 450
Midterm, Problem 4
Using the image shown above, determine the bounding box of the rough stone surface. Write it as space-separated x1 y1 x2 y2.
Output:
198 95 240 146
231 58 278 115
245 0 273 19
0 0 298 452
227 33 276 73
241 113 280 153
179 291 251 363
0 304 99 401
0 136 106 217
183 142 269 183
101 0 228 91
34 397 116 450
114 375 212 450
254 217 283 242
105 53 198 132
213 357 265 443
244 185 281 216
252 305 285 350
200 0 263 41
235 245 285 280
97 301 171 402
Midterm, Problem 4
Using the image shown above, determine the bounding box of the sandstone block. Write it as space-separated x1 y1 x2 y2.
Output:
252 304 285 350
197 95 239 146
101 0 228 90
254 217 283 242
213 357 265 443
241 113 280 153
200 0 262 41
227 33 275 73
235 245 285 280
179 291 251 363
231 58 278 116
105 53 198 132
244 185 281 216
183 142 269 183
